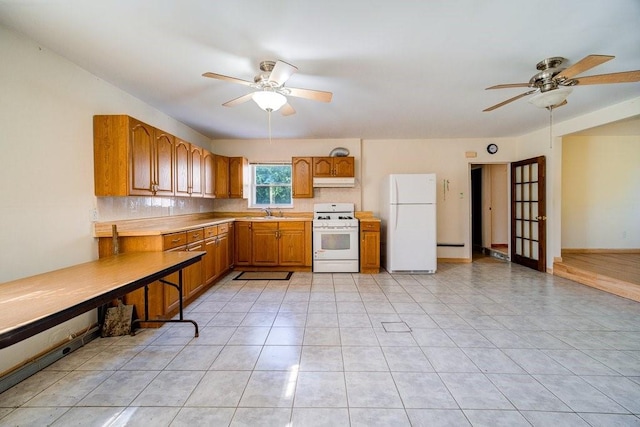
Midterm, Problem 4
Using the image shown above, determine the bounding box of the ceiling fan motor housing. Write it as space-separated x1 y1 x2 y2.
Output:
530 57 566 92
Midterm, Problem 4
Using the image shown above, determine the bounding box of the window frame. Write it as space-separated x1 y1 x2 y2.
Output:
248 162 293 208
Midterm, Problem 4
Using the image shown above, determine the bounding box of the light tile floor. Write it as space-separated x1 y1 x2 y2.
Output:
1 261 640 426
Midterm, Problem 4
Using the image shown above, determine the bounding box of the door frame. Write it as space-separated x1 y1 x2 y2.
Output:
469 163 510 260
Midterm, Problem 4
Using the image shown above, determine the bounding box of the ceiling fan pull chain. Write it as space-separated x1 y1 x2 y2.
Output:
268 109 272 144
548 106 553 149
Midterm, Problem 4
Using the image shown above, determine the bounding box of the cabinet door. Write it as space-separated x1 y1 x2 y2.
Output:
278 222 306 266
186 241 205 298
312 157 333 177
215 233 230 279
175 139 191 197
164 245 187 314
234 222 252 266
252 223 279 266
333 157 355 177
204 237 217 285
190 145 204 196
360 222 380 273
214 155 230 198
292 157 313 198
203 149 215 198
229 157 249 198
129 119 155 195
227 222 235 269
153 130 175 196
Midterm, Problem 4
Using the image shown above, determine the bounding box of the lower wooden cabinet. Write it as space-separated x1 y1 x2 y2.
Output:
204 223 232 283
278 222 307 266
233 220 312 269
360 221 380 274
234 221 252 266
97 222 233 325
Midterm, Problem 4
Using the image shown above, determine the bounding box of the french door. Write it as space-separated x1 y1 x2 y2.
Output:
511 156 546 272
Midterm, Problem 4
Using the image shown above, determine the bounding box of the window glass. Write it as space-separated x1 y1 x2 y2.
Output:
250 163 293 207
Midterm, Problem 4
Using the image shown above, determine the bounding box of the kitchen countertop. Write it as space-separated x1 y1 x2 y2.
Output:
95 211 379 237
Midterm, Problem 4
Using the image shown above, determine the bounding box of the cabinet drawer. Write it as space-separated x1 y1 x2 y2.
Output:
187 228 204 243
163 232 187 250
252 221 278 230
217 222 229 234
204 225 218 239
278 221 305 231
360 221 380 232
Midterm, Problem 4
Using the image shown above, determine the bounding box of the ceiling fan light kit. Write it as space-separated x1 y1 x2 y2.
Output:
252 91 287 112
203 59 333 118
528 86 573 109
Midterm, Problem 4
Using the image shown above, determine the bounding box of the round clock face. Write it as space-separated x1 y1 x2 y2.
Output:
487 143 498 154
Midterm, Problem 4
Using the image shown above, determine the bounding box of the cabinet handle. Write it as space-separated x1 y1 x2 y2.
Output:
171 238 181 243
193 233 199 238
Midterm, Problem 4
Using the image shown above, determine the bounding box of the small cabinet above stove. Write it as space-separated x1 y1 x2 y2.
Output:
312 157 354 177
312 157 355 188
293 156 356 195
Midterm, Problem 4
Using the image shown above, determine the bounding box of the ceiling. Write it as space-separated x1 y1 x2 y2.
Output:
1 0 639 140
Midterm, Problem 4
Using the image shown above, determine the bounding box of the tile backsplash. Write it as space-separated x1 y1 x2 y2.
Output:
96 196 216 221
96 186 362 221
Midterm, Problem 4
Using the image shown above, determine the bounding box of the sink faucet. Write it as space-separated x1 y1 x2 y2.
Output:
262 207 272 217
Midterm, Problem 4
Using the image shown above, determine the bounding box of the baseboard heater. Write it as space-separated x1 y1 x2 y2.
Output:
437 243 465 247
0 326 100 394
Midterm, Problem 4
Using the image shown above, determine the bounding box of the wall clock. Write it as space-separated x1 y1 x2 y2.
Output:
487 143 498 154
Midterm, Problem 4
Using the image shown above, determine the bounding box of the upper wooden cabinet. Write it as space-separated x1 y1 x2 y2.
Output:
214 154 230 199
202 149 215 198
191 145 204 197
94 115 176 196
175 138 191 197
229 157 249 199
292 157 313 198
175 138 204 197
312 157 354 177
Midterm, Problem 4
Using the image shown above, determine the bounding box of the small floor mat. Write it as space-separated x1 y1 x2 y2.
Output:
234 271 293 281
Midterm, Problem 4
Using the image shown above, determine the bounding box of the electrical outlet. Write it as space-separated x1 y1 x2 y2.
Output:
90 208 98 222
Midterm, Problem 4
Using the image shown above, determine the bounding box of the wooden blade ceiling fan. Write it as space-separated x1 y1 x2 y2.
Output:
203 60 333 116
483 54 640 112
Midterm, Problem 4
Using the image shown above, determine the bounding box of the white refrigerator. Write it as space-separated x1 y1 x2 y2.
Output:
381 174 437 273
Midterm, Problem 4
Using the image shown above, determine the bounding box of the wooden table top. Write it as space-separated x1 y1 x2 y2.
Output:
0 251 204 348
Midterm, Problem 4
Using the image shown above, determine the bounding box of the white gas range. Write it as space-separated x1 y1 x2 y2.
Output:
312 203 359 273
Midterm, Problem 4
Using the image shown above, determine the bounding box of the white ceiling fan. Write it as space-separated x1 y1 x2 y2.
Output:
483 54 640 112
203 60 333 116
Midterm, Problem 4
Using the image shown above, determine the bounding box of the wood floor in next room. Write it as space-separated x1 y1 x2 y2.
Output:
555 252 640 303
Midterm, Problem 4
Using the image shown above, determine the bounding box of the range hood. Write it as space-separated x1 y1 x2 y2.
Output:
313 177 356 188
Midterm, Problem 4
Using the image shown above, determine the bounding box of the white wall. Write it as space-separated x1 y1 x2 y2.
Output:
0 24 211 374
562 135 640 249
361 138 518 260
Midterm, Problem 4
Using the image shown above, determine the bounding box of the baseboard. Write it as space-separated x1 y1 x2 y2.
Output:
438 257 472 263
0 326 100 394
561 248 640 254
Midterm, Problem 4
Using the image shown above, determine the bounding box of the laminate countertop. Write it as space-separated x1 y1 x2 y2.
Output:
94 212 378 238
